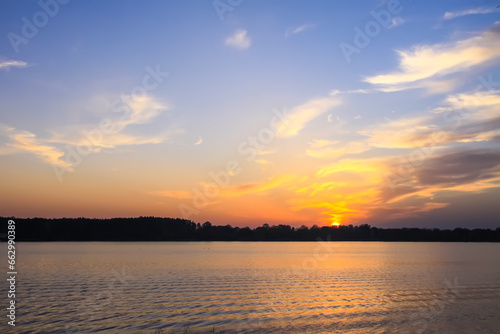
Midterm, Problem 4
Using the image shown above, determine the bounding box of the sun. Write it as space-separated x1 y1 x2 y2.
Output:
329 215 342 227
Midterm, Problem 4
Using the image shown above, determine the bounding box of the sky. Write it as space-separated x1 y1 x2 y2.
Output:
1 0 500 229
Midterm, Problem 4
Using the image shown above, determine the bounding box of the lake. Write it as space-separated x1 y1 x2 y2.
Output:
3 242 500 333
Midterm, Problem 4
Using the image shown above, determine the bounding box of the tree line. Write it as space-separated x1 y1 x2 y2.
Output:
2 217 500 242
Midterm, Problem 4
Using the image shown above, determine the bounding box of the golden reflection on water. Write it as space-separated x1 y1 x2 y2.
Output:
6 242 500 333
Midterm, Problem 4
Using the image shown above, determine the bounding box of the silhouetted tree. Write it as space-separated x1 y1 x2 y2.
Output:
1 217 499 242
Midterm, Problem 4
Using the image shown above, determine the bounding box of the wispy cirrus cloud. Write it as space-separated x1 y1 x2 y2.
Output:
359 90 500 149
388 17 405 29
307 140 369 159
220 175 296 198
329 88 371 96
445 90 500 117
0 124 71 169
364 22 500 93
0 94 182 170
285 23 317 38
360 115 441 149
226 29 251 50
0 59 27 71
275 97 340 137
48 94 180 150
443 7 497 20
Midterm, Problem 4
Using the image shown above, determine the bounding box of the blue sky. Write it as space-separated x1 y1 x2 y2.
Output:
1 0 500 228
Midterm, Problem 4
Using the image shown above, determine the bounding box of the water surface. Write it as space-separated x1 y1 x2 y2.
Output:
4 242 500 333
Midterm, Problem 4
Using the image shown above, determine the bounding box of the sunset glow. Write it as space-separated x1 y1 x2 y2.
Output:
1 1 500 228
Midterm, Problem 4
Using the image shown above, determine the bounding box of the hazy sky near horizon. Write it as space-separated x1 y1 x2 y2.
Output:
1 0 500 228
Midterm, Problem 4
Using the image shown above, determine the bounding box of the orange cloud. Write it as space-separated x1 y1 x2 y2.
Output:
307 140 369 159
275 97 340 137
0 124 71 169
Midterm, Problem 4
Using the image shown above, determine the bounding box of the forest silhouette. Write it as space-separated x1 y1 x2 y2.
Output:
2 217 499 242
